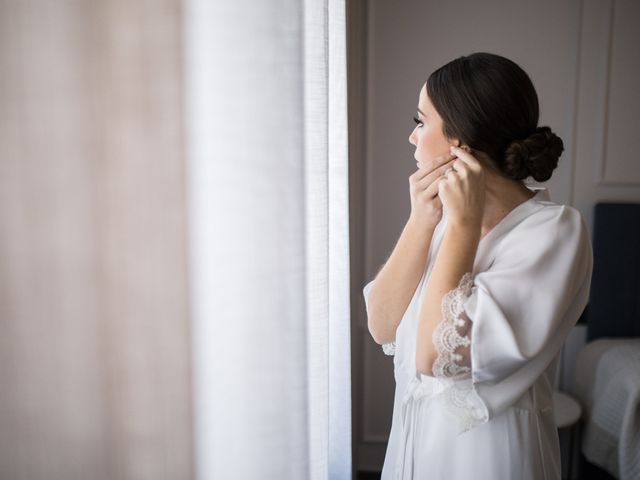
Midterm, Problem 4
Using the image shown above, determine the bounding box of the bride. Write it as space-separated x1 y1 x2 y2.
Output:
363 52 593 479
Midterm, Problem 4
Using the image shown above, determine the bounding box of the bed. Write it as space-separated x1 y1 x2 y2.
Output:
570 203 640 480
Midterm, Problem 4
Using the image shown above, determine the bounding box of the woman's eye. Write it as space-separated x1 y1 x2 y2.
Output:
413 116 423 126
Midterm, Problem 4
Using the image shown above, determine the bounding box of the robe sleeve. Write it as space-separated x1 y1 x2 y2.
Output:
363 279 396 355
430 204 593 434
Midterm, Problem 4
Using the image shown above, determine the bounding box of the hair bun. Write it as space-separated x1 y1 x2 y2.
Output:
503 126 564 182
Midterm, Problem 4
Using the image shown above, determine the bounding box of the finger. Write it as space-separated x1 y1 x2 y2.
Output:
436 180 448 197
451 158 469 177
450 145 481 170
416 159 456 187
444 170 460 182
438 175 450 187
414 171 442 198
423 177 441 197
438 170 459 188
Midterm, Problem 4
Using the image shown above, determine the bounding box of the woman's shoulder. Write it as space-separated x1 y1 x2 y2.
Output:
527 196 585 232
498 193 590 257
505 187 583 230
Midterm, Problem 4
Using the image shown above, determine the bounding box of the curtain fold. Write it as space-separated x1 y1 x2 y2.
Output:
184 0 351 478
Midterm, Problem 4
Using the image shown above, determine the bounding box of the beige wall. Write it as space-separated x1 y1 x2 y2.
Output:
352 0 640 471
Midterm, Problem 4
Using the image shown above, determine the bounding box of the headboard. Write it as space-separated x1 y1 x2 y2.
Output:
585 202 640 341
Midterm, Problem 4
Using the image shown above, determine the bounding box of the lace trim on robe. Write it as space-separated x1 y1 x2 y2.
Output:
431 272 489 433
382 341 396 356
432 272 474 379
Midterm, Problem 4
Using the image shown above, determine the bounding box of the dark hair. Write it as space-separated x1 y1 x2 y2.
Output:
426 52 563 182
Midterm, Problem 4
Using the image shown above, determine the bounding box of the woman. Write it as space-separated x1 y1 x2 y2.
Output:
363 53 593 479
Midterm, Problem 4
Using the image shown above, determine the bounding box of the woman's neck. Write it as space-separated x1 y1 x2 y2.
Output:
480 167 535 239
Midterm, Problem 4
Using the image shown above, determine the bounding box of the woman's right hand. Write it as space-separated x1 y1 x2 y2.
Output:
408 152 456 230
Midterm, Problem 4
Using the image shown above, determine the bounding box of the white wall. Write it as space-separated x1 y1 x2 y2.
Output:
355 0 640 472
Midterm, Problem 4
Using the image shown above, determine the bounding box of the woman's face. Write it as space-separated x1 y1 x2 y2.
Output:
408 83 457 170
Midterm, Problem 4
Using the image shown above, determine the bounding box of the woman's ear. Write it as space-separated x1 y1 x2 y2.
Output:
449 138 471 152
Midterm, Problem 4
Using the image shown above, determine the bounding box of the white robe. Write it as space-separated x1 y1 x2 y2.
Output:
362 187 593 480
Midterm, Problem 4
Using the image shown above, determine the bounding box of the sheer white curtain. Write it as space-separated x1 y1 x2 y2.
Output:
184 0 351 479
0 2 193 479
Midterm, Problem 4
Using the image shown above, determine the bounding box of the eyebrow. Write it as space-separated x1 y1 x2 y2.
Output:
417 108 426 116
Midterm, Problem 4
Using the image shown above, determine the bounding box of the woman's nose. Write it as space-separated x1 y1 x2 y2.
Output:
408 130 416 146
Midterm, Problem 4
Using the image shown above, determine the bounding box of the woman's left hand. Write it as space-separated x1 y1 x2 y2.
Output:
438 145 486 228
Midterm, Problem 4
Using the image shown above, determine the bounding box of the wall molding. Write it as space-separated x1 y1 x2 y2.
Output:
591 0 640 187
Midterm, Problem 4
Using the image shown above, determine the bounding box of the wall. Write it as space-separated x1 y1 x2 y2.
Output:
352 0 640 472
